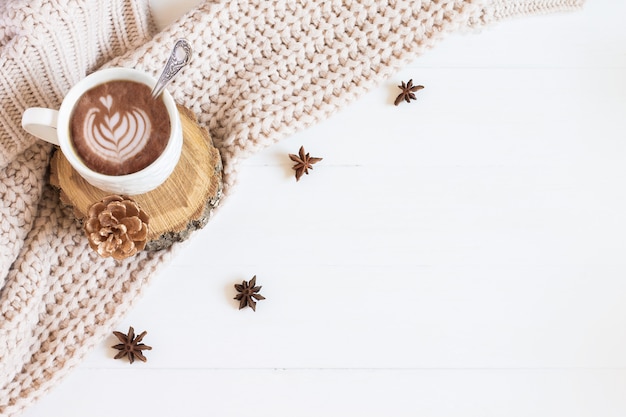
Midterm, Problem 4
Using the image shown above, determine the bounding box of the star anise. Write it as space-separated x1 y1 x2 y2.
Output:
234 275 266 311
394 79 424 105
112 326 152 364
288 146 322 181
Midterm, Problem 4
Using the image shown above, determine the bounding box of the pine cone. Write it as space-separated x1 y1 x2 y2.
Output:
84 195 150 260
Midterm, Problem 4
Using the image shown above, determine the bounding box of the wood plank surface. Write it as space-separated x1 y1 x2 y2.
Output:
23 1 626 416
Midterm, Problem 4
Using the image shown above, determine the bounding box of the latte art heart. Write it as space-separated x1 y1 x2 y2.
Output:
82 95 152 163
70 80 171 176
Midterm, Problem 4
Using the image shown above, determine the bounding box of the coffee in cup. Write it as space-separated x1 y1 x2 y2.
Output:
21 68 183 195
70 80 171 176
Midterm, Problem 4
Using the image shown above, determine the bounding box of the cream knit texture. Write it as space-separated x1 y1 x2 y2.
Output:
0 0 584 415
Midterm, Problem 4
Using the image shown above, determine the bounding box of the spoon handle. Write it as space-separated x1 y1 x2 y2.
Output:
151 39 192 99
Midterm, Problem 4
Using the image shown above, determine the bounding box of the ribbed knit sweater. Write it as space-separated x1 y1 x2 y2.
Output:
0 0 584 415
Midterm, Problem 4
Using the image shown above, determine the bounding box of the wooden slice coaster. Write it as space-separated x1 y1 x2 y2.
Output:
50 105 223 251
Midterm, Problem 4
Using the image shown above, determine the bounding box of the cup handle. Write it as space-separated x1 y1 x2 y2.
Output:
21 107 60 146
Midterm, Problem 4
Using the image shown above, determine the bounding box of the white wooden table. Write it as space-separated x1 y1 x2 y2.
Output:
23 1 626 416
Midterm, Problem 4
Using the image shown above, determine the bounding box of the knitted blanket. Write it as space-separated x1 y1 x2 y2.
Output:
0 0 584 415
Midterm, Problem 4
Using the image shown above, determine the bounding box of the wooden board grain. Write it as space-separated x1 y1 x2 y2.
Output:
50 105 223 250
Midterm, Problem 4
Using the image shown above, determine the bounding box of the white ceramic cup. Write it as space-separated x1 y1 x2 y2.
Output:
21 67 183 195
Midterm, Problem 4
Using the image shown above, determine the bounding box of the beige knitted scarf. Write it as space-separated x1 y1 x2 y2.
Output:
0 0 583 415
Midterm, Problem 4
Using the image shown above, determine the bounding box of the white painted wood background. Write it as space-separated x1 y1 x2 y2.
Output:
23 1 626 416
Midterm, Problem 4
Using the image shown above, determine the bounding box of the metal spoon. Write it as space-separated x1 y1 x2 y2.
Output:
151 39 192 99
